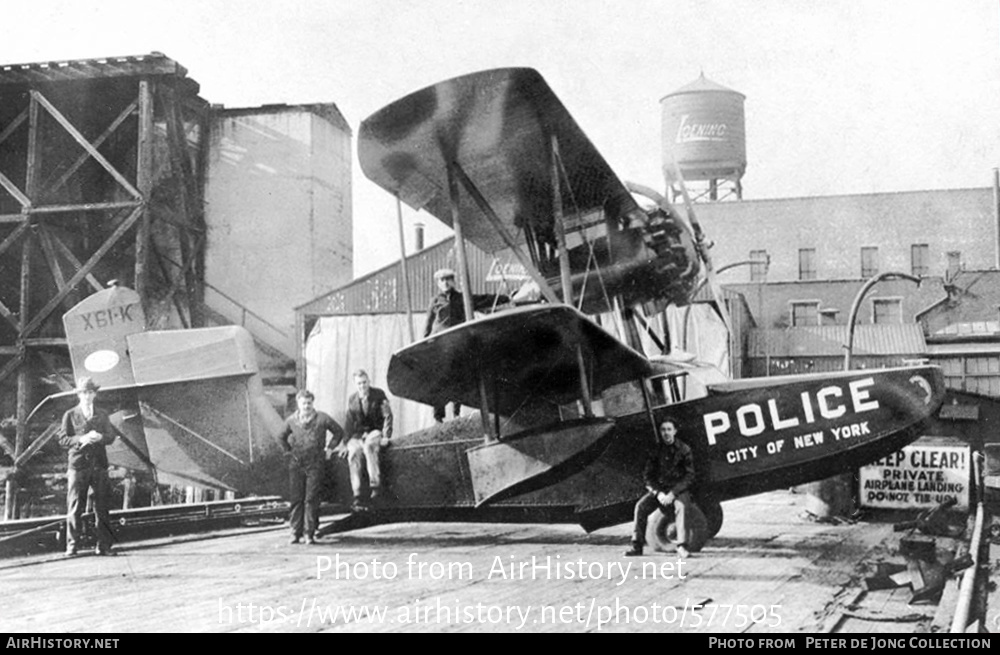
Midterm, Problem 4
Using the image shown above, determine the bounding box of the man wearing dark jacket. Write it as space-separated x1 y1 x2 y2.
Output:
337 369 392 510
59 376 124 556
424 268 508 421
624 418 696 558
278 389 343 544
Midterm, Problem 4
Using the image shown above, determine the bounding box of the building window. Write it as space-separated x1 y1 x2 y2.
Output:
798 248 816 281
790 301 820 326
861 247 879 278
940 356 1000 396
965 356 1000 396
749 249 768 282
872 298 902 324
911 244 930 277
819 308 839 326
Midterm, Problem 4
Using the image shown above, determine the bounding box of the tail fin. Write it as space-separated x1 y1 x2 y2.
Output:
62 284 145 388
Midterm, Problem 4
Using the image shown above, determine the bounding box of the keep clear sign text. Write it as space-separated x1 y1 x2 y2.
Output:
859 440 970 510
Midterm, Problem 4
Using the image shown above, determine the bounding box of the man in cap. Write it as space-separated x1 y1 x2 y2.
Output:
423 268 508 422
58 377 125 556
278 389 343 544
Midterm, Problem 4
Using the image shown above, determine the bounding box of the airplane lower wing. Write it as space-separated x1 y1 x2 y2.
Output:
387 304 655 416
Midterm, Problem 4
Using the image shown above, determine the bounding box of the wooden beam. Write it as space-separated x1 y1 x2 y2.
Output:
21 205 143 338
13 423 60 469
0 353 24 388
0 221 30 259
28 200 142 215
161 85 198 225
22 337 67 347
135 79 154 309
148 240 190 329
36 351 74 392
6 228 32 520
0 171 30 208
0 56 185 86
159 232 205 326
25 90 40 205
49 233 104 292
161 84 205 327
42 99 138 199
0 433 14 459
31 90 141 199
0 298 18 331
37 226 67 294
0 108 28 146
19 228 32 333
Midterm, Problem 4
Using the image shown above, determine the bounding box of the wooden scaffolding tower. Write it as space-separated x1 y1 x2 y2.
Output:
0 53 209 519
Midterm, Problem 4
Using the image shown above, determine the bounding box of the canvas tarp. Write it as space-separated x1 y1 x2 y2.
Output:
304 314 434 436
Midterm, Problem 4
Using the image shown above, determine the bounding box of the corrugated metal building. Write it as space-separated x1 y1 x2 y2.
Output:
746 324 927 377
295 237 521 430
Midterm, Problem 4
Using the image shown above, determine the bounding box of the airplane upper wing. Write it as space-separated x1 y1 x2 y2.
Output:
387 304 652 415
358 68 640 253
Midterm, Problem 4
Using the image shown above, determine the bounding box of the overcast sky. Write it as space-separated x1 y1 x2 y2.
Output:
6 1 1000 277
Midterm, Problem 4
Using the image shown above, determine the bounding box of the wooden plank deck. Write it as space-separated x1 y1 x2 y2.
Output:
0 491 950 633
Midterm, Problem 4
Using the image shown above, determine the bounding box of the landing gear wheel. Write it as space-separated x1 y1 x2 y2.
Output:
701 499 724 539
644 501 709 553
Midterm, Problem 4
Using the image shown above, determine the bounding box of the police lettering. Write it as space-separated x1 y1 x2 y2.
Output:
79 304 137 331
703 378 879 446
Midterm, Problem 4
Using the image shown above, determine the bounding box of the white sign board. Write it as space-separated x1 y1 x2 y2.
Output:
485 260 529 282
859 441 970 510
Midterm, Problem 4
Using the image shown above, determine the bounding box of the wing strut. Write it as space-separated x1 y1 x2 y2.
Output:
445 161 477 325
395 195 416 342
550 135 574 305
447 160 496 443
450 163 560 304
575 344 594 417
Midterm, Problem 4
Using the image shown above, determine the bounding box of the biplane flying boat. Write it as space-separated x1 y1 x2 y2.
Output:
310 68 945 549
24 68 945 553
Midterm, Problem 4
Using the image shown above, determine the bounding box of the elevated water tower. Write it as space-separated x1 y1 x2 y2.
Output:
661 73 746 202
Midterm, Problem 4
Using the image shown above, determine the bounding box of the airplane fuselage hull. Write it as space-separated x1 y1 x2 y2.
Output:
317 365 944 532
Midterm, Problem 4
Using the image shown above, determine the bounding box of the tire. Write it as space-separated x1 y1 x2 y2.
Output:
701 499 724 539
644 500 709 553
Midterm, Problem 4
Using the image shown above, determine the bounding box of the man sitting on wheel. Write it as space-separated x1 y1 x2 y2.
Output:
624 417 696 559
